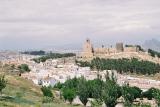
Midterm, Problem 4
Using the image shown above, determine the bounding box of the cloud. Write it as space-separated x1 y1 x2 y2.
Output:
0 0 160 50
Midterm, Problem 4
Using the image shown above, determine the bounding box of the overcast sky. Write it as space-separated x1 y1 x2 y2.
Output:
0 0 160 50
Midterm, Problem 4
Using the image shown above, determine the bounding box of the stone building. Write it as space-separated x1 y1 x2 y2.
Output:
116 43 124 53
81 39 94 58
80 39 140 58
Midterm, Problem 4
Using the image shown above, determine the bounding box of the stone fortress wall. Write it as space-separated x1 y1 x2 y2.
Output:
81 39 139 58
79 39 160 64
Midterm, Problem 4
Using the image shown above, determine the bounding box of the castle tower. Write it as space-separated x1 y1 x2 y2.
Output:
116 43 124 52
81 39 94 58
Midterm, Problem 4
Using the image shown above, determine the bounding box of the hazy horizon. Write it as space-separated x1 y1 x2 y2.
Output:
0 0 160 50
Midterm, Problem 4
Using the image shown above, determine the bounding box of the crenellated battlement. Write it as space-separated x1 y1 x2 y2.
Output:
80 39 140 58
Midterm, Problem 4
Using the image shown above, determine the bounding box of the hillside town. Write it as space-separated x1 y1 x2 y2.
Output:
1 40 160 91
1 0 160 106
1 39 160 107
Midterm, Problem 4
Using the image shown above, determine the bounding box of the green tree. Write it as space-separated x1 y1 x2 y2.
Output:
102 79 121 107
62 88 76 104
121 85 142 106
88 78 103 100
0 75 7 95
148 49 160 58
152 89 160 106
41 86 53 98
77 77 90 106
64 77 79 90
122 84 135 106
132 86 142 99
33 53 76 63
142 87 156 100
77 58 160 75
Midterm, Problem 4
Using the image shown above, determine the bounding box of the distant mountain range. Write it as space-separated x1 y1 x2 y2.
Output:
142 39 160 52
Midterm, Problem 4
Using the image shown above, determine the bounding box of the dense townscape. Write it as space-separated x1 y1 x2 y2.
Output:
1 39 160 107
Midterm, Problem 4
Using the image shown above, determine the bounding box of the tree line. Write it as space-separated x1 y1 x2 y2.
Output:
33 53 76 63
148 49 160 58
53 75 160 107
76 58 160 75
21 50 46 55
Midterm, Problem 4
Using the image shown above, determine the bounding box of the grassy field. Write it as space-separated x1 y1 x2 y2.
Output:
0 64 81 107
0 73 41 107
0 74 82 107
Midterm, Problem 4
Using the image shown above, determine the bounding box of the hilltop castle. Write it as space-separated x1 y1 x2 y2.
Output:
81 39 140 58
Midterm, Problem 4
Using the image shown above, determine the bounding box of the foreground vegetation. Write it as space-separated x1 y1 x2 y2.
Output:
77 58 160 75
0 73 158 107
54 74 160 107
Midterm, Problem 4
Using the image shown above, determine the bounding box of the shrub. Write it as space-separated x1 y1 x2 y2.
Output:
0 75 7 95
142 88 156 100
18 64 30 73
42 96 53 103
41 86 53 98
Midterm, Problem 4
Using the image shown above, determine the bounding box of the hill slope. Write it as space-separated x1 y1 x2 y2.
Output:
0 74 42 107
0 67 80 107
